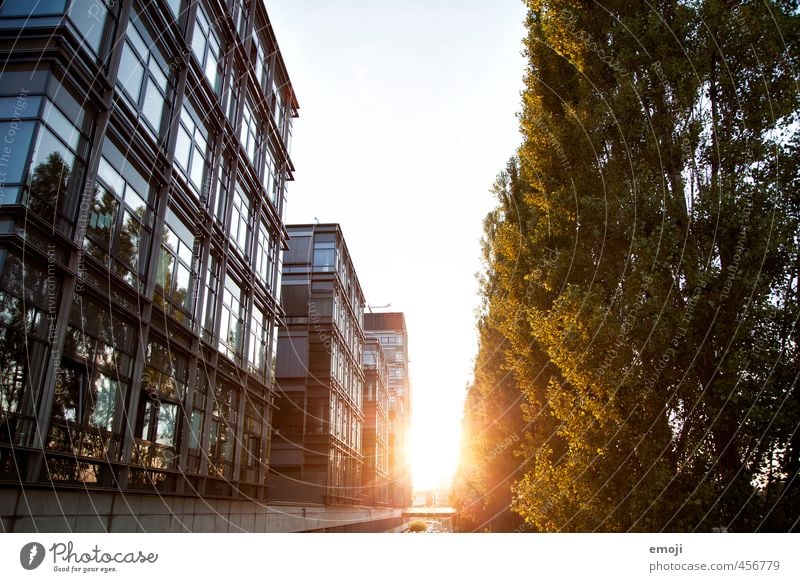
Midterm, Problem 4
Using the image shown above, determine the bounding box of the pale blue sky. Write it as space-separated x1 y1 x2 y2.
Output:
267 0 527 489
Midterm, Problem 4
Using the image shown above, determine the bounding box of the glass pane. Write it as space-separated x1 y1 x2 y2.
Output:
0 121 34 185
126 21 148 58
174 125 191 170
191 28 206 65
177 240 193 265
52 362 83 422
88 373 118 431
190 146 204 189
123 184 146 214
175 262 191 308
188 410 202 448
155 402 177 445
204 57 218 91
157 247 174 290
166 0 182 19
150 62 168 92
118 210 141 269
0 0 66 16
142 81 164 132
68 0 109 55
140 399 153 439
0 95 41 120
162 225 179 254
118 44 144 103
97 157 125 196
27 127 77 215
86 186 118 250
43 101 79 150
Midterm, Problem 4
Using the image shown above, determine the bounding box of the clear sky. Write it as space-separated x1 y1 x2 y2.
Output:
267 0 527 490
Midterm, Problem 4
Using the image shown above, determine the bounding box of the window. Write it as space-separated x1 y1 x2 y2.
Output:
0 95 39 204
313 240 336 272
166 0 184 19
174 103 210 195
229 182 250 256
200 253 219 342
254 220 276 291
0 250 53 443
232 0 248 39
191 4 222 92
48 292 138 463
252 31 270 90
155 209 196 323
67 0 114 58
224 67 240 124
218 274 245 359
271 77 283 128
208 380 239 478
0 0 66 17
52 363 120 433
184 367 209 474
84 142 153 288
0 86 93 234
262 148 276 199
247 304 270 376
116 17 169 136
240 395 265 483
132 340 188 469
240 100 259 165
214 157 231 224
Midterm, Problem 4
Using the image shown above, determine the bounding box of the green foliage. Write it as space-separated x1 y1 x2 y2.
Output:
456 0 800 532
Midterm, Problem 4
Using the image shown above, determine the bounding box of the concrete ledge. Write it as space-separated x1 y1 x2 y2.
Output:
1 487 404 532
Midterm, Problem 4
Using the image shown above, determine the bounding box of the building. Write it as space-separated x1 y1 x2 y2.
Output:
361 337 390 506
0 0 300 529
364 312 412 508
270 223 366 505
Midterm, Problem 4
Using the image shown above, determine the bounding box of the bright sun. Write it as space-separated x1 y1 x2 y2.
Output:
409 409 461 491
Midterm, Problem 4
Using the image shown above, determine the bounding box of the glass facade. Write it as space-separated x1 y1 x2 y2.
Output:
0 0 298 501
271 224 366 505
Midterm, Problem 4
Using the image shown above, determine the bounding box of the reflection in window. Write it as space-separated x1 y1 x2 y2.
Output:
173 104 209 195
218 274 245 360
208 380 239 478
185 368 209 474
191 4 222 92
155 209 196 324
240 395 265 483
116 17 169 136
0 251 53 441
248 304 268 376
0 92 92 234
46 292 136 464
84 152 152 288
51 361 120 433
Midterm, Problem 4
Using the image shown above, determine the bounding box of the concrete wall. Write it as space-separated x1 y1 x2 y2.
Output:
0 487 403 533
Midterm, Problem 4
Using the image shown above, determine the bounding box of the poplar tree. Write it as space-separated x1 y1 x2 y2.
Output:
456 0 799 532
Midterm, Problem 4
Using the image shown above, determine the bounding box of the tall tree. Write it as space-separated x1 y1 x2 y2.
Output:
457 0 800 532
